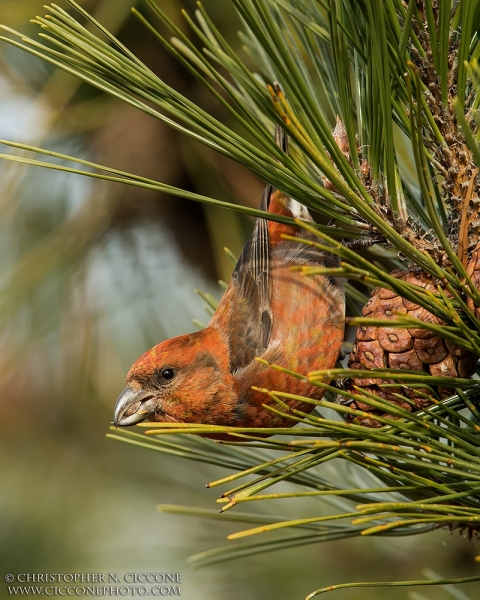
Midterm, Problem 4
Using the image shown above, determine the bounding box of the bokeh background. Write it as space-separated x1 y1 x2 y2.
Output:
0 1 478 598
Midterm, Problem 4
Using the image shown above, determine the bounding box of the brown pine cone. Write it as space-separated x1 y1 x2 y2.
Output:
339 269 478 427
467 242 480 320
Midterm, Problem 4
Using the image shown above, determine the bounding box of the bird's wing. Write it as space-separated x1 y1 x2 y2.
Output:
209 185 274 372
227 184 273 370
211 126 334 372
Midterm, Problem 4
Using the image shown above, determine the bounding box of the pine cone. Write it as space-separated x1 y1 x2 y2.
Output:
339 269 478 427
467 242 480 320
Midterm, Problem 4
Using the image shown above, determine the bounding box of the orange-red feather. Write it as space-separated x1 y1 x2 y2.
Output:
118 186 344 431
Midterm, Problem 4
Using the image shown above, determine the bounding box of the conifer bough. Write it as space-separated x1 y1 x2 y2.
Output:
1 0 480 596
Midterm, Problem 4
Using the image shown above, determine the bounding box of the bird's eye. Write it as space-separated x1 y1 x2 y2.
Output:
161 368 175 381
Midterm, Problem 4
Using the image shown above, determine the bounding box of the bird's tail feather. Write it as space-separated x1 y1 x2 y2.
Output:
272 124 313 222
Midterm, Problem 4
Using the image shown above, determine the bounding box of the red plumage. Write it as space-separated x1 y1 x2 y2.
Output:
114 160 345 431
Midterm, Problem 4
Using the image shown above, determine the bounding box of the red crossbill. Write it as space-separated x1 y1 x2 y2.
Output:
114 185 345 430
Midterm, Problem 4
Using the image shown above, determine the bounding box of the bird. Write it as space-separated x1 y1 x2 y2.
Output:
114 131 345 432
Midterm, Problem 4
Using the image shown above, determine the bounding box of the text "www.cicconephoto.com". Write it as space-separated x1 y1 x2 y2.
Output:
4 573 182 596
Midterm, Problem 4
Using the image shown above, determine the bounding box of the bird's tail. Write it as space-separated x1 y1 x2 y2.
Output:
268 125 314 222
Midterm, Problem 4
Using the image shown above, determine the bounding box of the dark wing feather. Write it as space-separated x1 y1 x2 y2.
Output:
226 271 272 371
226 185 273 371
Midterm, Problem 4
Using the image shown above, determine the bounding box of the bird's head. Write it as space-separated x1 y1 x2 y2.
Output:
113 329 235 427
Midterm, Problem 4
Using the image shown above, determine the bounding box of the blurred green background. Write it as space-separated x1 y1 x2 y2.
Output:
0 1 478 598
